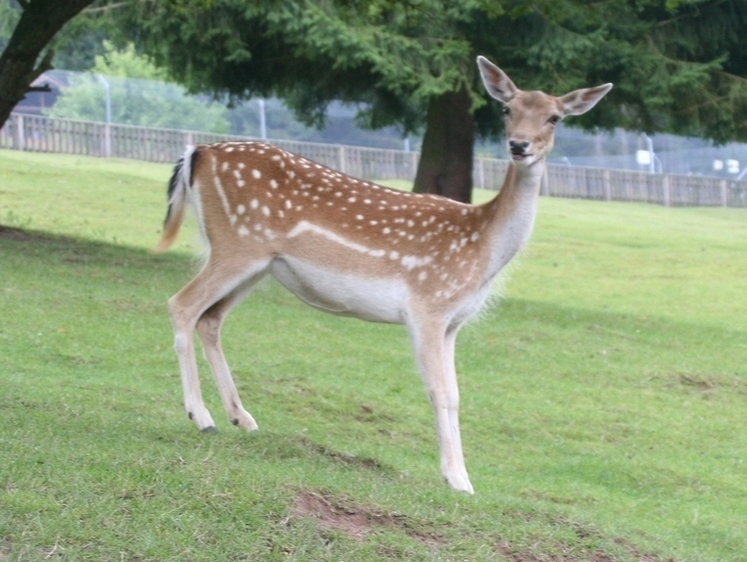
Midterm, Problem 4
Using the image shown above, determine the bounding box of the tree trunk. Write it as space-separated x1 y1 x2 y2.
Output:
413 85 474 203
0 0 94 128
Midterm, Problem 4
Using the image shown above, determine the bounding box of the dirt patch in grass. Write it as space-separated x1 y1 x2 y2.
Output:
287 490 442 546
288 491 677 561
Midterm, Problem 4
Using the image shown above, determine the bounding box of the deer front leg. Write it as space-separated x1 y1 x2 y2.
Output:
195 290 259 432
409 318 474 494
443 325 469 488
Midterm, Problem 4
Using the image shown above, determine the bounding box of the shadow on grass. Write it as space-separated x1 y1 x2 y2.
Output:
0 223 182 264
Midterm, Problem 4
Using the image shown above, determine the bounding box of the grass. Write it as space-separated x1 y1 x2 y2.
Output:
1 148 746 561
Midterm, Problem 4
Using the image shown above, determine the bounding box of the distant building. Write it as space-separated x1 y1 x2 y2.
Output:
15 72 66 115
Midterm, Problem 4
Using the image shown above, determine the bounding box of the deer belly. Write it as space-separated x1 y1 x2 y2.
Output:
269 256 407 324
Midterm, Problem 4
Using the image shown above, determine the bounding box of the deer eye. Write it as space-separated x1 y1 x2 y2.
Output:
501 106 510 117
548 115 561 125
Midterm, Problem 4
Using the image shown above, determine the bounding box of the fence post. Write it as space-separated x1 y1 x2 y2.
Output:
337 144 346 174
719 180 728 207
102 122 112 158
662 175 670 207
185 131 193 147
541 168 549 196
14 114 24 150
603 169 611 201
478 158 485 189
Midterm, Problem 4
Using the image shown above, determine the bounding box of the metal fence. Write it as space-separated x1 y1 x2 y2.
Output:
2 112 746 208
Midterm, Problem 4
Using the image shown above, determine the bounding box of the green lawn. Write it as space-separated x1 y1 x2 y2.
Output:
1 148 746 561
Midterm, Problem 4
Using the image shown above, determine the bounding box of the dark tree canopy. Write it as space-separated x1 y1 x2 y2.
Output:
120 0 747 202
123 0 747 139
3 0 746 201
487 0 747 143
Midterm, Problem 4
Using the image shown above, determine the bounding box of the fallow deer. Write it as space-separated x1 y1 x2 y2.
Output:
154 56 612 493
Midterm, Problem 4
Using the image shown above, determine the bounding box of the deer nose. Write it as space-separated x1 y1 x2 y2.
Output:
509 140 530 154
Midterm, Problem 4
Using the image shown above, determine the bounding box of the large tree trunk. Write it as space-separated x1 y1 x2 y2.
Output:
0 0 94 129
413 85 475 203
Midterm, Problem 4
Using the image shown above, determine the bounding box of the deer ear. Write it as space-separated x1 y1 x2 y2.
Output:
559 83 613 116
477 56 519 103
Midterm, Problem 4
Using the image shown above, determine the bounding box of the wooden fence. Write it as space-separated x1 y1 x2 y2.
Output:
2 112 746 208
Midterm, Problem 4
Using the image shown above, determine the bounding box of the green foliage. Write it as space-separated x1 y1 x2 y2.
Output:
0 0 124 71
45 42 230 132
2 149 747 560
119 0 483 134
46 1 127 71
0 0 20 54
486 0 747 141
89 41 169 80
119 0 747 142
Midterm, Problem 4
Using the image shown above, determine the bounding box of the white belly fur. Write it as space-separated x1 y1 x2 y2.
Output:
269 256 409 324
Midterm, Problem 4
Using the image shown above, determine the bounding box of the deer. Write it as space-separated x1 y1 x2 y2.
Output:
154 56 612 494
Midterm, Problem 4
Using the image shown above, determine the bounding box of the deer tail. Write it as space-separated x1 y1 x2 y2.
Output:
152 146 198 253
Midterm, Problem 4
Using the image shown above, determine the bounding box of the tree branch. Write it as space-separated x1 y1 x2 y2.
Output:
654 0 734 28
83 2 129 15
28 49 55 84
27 84 52 94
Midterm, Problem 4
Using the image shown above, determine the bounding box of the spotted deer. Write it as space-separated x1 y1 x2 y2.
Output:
154 56 612 494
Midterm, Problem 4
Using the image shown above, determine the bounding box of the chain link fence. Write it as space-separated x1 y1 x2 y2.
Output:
2 112 746 208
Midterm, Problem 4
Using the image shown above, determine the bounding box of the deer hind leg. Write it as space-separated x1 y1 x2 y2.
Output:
408 318 474 494
195 274 266 431
168 256 269 432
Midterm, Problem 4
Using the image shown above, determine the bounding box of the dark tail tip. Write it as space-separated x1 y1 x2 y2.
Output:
163 157 185 226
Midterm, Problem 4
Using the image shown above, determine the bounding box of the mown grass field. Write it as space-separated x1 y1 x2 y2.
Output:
1 148 746 561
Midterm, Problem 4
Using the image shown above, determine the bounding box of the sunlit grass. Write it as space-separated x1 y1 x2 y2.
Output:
0 149 197 251
1 149 746 561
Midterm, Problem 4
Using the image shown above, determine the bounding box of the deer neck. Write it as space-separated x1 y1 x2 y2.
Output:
482 158 546 280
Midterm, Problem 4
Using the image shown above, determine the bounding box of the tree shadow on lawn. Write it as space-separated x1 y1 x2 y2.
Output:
0 223 191 291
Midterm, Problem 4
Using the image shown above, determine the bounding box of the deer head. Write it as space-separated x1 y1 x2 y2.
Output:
477 56 613 167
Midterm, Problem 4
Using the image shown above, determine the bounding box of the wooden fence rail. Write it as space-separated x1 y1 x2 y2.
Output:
2 112 746 208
